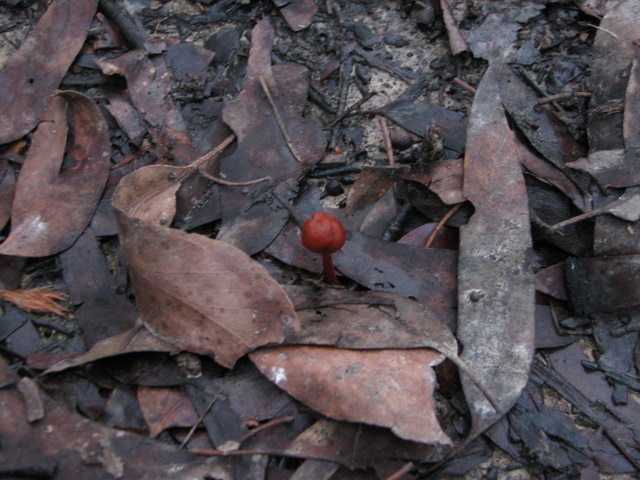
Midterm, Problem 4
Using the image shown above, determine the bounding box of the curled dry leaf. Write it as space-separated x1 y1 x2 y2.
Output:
250 346 451 445
0 91 110 257
112 163 299 368
0 0 98 143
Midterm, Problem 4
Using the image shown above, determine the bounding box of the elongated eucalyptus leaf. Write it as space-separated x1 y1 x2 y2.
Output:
458 58 535 437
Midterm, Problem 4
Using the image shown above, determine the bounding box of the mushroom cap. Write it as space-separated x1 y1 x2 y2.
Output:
301 211 346 254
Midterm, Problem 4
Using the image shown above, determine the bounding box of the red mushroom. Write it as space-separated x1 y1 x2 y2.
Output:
301 212 346 285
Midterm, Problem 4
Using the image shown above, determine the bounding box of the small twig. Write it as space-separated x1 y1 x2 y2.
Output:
111 145 155 170
198 170 271 187
551 196 626 229
236 415 294 444
258 76 303 162
191 134 236 172
327 91 376 127
384 461 414 480
379 117 395 166
425 203 462 248
180 394 219 449
452 77 477 95
584 23 619 39
602 427 640 471
538 91 591 105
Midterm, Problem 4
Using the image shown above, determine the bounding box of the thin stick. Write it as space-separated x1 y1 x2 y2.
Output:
551 196 626 229
258 76 303 162
111 145 154 169
453 77 477 94
198 170 271 187
180 395 219 449
379 117 395 166
602 427 640 471
425 203 462 248
190 134 236 171
236 415 294 444
538 91 591 105
327 91 376 127
384 462 414 480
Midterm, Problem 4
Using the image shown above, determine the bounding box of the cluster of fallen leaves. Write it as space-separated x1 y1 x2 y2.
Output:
0 0 639 479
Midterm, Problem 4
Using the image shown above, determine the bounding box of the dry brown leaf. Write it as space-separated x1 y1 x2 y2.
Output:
251 346 451 445
112 160 299 368
0 0 98 143
138 386 199 438
345 166 409 215
45 326 179 375
0 91 110 257
216 18 325 254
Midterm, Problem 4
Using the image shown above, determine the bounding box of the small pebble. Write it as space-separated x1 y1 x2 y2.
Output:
325 179 344 196
384 33 409 47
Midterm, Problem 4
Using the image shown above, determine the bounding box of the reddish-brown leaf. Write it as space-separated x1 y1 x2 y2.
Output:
112 164 299 368
138 386 199 438
0 0 98 143
0 91 110 257
250 346 451 445
345 165 409 215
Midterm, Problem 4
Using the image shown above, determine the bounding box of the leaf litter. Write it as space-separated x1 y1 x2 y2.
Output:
1 0 640 479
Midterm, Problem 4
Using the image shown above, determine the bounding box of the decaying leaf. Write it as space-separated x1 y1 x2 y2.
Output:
217 18 325 254
345 165 409 215
0 0 98 143
565 255 640 315
0 91 110 257
251 346 451 445
45 326 179 375
283 286 459 356
99 50 198 165
0 160 15 230
457 57 535 437
569 0 640 188
138 386 199 438
283 418 437 471
0 387 234 479
112 160 299 368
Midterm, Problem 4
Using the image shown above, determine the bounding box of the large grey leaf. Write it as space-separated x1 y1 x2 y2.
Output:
458 58 535 437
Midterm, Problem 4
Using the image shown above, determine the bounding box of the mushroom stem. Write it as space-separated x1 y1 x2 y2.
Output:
322 253 341 286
